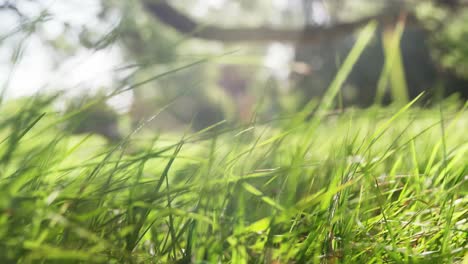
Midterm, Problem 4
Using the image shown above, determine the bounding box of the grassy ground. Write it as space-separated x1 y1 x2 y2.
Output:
0 23 466 264
0 93 466 263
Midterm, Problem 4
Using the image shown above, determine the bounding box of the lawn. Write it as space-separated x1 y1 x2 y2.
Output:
0 93 466 263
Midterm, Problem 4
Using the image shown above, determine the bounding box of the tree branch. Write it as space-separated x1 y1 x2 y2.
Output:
0 1 25 18
142 1 419 44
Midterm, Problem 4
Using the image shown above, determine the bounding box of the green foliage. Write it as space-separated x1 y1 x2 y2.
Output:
63 94 121 142
0 2 467 263
378 19 409 104
0 87 466 263
417 3 468 77
100 0 177 63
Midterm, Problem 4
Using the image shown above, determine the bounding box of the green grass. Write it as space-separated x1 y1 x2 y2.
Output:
0 93 466 263
0 22 466 264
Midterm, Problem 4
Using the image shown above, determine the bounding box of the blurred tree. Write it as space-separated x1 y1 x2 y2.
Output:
141 0 468 107
64 94 122 142
1 0 468 136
